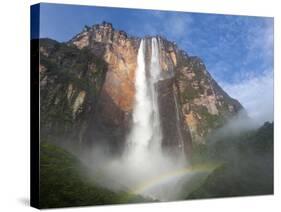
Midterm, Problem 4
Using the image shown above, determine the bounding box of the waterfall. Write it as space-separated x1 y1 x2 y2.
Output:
149 37 163 150
127 39 153 156
126 38 163 159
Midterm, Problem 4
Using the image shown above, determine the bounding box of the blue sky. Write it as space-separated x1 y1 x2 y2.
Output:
34 3 274 123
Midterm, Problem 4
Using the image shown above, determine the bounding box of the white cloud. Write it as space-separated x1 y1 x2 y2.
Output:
210 18 274 126
220 71 273 125
138 12 193 44
162 13 193 40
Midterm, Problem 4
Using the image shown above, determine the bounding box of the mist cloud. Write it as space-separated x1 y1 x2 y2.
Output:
220 71 273 125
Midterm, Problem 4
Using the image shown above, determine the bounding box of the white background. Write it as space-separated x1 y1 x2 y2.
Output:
0 0 280 211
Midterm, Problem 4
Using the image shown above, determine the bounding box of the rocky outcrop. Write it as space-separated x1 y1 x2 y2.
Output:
157 78 192 156
175 56 243 143
70 22 140 113
39 38 107 147
39 22 244 155
69 22 141 152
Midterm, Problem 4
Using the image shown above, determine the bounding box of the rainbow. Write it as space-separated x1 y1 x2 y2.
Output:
130 164 219 199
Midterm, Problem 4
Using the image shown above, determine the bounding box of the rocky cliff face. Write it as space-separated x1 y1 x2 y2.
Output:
39 38 107 147
70 23 139 112
175 55 243 144
68 22 140 152
39 22 244 155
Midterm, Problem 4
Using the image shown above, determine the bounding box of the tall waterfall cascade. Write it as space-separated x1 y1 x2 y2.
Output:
126 38 163 159
122 37 189 200
148 38 163 151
